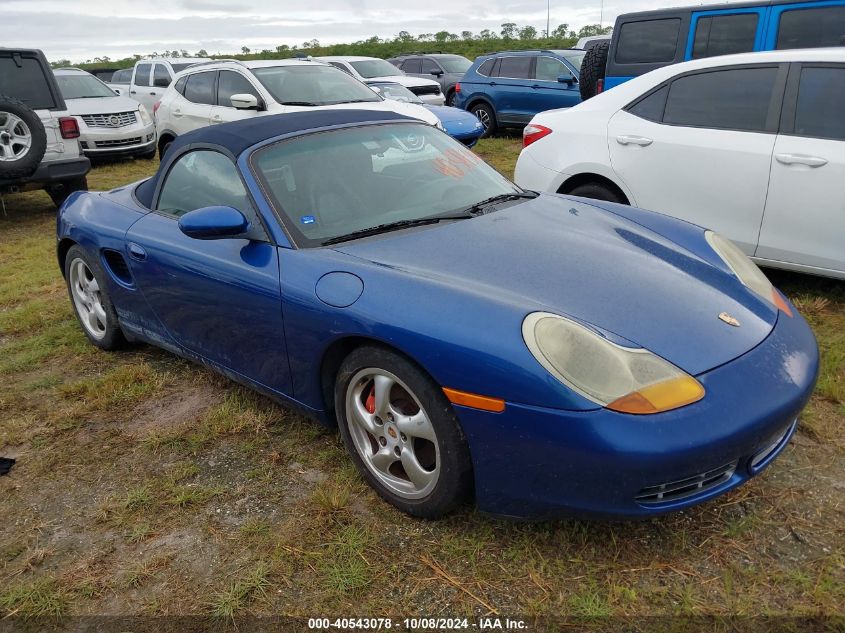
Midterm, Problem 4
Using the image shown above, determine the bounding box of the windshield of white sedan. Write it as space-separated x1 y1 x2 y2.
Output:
253 123 519 247
350 59 403 78
251 65 381 106
57 74 117 99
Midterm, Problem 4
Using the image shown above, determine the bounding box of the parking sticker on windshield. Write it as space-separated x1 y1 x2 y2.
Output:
300 215 316 225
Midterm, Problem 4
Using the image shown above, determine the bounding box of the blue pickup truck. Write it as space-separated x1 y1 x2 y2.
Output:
580 0 845 99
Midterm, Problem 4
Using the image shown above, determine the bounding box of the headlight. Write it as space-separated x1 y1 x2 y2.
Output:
138 105 152 125
522 312 704 414
705 231 792 316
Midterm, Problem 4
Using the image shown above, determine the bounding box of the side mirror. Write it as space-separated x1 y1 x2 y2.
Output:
430 69 444 77
230 93 259 109
558 74 578 85
178 206 250 240
113 89 121 95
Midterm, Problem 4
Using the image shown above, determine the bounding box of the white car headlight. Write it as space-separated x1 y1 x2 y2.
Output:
138 105 152 125
705 231 792 316
522 312 704 414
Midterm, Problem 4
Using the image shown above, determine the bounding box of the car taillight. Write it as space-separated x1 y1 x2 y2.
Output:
59 117 80 139
597 78 604 94
455 82 461 93
153 101 161 115
523 124 552 148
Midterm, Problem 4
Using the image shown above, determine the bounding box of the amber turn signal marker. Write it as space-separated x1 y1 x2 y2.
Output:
443 387 506 413
607 375 705 415
772 288 793 317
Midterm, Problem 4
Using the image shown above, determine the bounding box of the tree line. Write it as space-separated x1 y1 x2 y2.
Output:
56 23 612 71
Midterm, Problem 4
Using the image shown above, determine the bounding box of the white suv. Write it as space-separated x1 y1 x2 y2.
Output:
317 56 445 105
515 48 845 280
154 59 442 158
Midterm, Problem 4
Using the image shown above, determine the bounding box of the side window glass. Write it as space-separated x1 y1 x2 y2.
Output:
692 14 758 59
793 66 845 141
183 71 216 105
174 76 187 95
777 6 845 49
421 59 439 74
153 64 172 88
134 63 152 87
663 67 778 132
158 151 253 218
217 71 260 108
498 56 532 79
476 58 495 77
627 85 669 122
113 69 131 84
615 19 681 64
535 57 568 82
403 59 422 73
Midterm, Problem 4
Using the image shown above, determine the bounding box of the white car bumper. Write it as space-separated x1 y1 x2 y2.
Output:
77 117 156 157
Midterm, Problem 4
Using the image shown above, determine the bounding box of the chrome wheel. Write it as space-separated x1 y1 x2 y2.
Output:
345 368 440 500
473 107 491 131
69 257 107 340
0 111 32 162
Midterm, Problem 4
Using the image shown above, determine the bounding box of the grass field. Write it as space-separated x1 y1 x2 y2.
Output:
0 139 843 625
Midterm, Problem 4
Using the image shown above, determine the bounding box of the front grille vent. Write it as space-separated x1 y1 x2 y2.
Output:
636 461 737 506
409 85 441 96
81 111 137 128
95 137 143 148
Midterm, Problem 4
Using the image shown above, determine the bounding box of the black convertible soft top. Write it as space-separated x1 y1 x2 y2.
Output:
136 109 414 208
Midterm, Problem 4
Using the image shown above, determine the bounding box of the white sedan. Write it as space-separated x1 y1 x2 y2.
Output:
515 48 845 280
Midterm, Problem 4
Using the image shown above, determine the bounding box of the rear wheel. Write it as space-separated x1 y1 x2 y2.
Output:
471 102 497 138
335 346 473 519
579 40 610 101
568 182 625 204
445 89 457 107
65 244 126 350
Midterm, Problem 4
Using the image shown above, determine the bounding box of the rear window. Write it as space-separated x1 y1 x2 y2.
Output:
776 6 845 49
615 18 681 64
628 85 669 122
497 56 532 79
663 66 778 132
476 58 495 77
0 55 57 110
793 66 845 141
112 69 132 84
692 13 759 59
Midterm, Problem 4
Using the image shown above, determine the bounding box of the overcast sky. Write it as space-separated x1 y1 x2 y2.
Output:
7 0 711 63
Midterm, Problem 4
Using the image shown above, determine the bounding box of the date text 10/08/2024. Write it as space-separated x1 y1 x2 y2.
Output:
307 618 528 630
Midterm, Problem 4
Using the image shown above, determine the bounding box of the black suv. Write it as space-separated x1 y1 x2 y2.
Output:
0 48 90 209
388 53 473 106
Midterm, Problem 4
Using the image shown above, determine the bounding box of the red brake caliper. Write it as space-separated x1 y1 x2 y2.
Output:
365 383 376 414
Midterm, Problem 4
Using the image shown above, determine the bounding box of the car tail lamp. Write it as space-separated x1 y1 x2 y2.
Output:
597 78 604 94
59 117 80 139
153 101 162 115
454 82 461 93
523 124 552 148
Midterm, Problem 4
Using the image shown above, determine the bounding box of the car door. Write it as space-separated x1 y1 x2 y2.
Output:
607 64 787 254
491 56 536 125
756 63 845 274
176 71 216 133
130 63 152 105
401 58 423 78
124 148 291 394
421 57 446 91
210 70 265 125
531 56 580 113
147 63 173 108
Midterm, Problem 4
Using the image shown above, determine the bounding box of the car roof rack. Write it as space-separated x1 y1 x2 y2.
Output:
179 59 245 69
55 66 87 72
488 49 562 55
394 51 445 57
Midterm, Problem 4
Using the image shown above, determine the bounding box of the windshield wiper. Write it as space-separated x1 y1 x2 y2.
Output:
278 101 319 106
321 214 473 246
460 191 539 215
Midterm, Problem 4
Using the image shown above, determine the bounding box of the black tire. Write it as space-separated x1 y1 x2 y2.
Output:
64 244 127 351
0 96 48 179
48 177 88 209
139 146 157 160
568 182 626 204
335 345 473 519
445 89 457 107
579 40 610 101
471 102 497 138
158 138 174 161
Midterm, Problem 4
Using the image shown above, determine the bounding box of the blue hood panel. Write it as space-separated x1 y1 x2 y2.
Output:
334 195 777 376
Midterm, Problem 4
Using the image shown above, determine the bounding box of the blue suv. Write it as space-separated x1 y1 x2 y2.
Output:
454 49 585 137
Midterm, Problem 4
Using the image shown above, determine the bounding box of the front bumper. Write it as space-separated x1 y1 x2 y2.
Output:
456 309 819 520
79 123 156 158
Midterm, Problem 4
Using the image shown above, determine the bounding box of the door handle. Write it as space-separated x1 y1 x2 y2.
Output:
775 153 828 167
489 82 497 86
130 90 137 95
127 242 147 262
149 92 157 96
211 115 222 123
173 108 182 117
616 135 653 147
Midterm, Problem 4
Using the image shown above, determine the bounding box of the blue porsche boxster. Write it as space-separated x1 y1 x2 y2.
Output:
57 110 819 520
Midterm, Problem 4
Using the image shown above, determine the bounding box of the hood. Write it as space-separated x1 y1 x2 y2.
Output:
333 195 777 376
425 105 483 129
371 75 440 89
65 95 141 116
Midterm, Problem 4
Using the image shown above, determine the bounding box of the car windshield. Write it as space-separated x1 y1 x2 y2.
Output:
253 122 520 247
368 82 423 104
438 56 472 73
251 65 381 106
56 74 117 99
554 50 586 72
350 59 404 78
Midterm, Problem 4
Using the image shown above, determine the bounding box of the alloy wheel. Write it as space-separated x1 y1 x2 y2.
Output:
69 258 108 340
0 111 32 162
473 107 491 131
